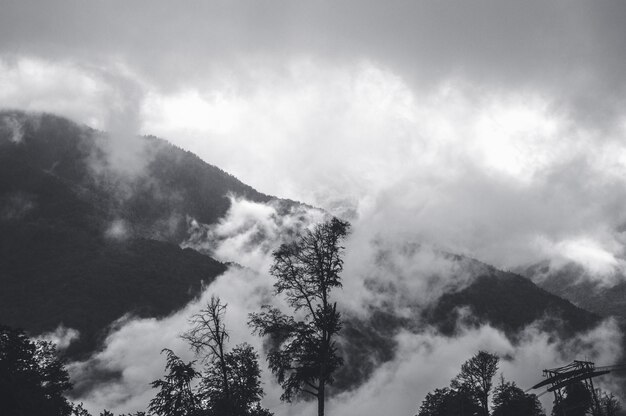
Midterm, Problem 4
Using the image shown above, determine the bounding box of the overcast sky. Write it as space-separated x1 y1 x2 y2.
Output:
3 1 626 274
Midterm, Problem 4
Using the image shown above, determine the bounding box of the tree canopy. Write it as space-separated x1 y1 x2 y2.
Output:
179 296 272 416
491 378 544 416
417 387 483 416
451 351 499 416
149 349 200 416
417 351 546 416
249 217 350 416
0 325 74 416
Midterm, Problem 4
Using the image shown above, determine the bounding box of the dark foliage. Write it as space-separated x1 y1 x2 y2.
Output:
0 325 74 416
199 343 272 416
417 387 483 416
149 349 200 416
182 296 272 416
492 379 545 416
417 351 546 416
551 381 592 416
249 218 350 416
451 351 499 416
599 392 623 416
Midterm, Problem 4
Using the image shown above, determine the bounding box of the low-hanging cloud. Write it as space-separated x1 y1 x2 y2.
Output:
68 197 625 415
182 195 327 271
0 56 152 181
0 39 626 284
139 60 626 285
327 319 623 416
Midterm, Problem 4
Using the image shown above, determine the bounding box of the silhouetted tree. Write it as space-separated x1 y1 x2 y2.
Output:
183 296 230 399
551 381 592 416
0 325 74 416
599 392 622 416
249 218 350 416
70 404 148 416
71 402 93 416
149 349 200 416
452 351 499 416
199 343 271 416
183 296 272 416
417 386 483 416
491 378 545 416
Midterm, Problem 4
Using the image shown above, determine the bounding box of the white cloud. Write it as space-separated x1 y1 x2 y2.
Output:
327 319 622 416
3 50 626 282
5 52 626 278
0 57 107 128
36 325 80 351
137 60 626 283
69 198 625 415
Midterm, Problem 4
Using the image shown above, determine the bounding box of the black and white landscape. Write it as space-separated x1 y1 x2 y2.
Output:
1 2 626 416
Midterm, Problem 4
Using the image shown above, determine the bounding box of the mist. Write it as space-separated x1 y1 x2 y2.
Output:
3 1 626 414
66 198 624 415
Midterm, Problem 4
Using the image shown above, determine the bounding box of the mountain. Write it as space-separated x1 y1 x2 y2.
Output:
0 111 608 390
335 258 602 391
423 268 600 338
522 261 626 324
0 110 281 357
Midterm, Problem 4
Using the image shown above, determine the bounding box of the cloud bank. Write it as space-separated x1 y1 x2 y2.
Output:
68 198 624 415
2 2 626 280
4 52 626 282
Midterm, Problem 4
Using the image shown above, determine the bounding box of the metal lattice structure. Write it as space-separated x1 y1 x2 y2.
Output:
529 360 626 416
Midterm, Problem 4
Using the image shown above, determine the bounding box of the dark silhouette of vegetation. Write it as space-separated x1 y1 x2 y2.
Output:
0 325 74 416
149 349 200 416
181 296 272 416
551 381 592 416
451 351 499 415
417 351 546 416
249 218 350 416
417 387 483 416
599 392 622 416
491 377 544 416
199 343 272 416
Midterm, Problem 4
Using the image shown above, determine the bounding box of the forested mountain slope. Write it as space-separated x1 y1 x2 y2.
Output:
0 111 275 357
522 261 626 324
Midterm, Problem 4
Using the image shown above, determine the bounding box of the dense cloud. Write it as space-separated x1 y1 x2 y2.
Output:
3 1 626 413
68 198 624 415
2 1 626 278
2 1 625 120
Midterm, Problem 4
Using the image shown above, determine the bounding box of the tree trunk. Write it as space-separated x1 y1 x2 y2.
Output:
481 395 488 416
318 381 325 416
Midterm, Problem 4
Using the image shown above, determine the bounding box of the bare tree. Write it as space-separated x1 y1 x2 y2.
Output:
183 296 231 399
249 217 350 416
